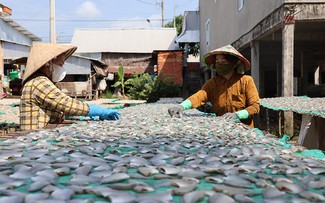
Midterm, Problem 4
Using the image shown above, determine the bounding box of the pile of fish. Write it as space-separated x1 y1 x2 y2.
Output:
260 97 325 118
0 103 325 203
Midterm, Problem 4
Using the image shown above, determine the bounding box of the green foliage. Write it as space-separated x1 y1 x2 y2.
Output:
100 91 118 99
180 42 200 57
164 14 183 36
111 66 126 97
125 73 156 100
147 75 181 103
124 73 181 102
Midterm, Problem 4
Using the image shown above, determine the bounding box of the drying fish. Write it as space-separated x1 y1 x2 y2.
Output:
25 193 50 203
183 190 205 203
0 102 323 202
234 194 256 203
138 166 159 176
50 188 75 200
263 186 286 199
157 165 181 175
75 164 93 176
27 180 51 192
223 175 254 189
275 181 304 194
299 190 325 202
172 185 197 195
308 178 325 189
209 192 236 203
100 172 130 184
205 176 224 184
0 196 24 203
212 184 259 197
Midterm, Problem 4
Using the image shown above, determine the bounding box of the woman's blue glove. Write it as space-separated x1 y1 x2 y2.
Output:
87 104 120 121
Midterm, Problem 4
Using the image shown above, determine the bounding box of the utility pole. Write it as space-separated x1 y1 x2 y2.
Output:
174 3 177 28
50 0 56 43
161 0 164 27
156 0 164 27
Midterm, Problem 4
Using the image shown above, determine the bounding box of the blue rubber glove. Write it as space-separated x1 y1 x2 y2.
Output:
87 104 120 121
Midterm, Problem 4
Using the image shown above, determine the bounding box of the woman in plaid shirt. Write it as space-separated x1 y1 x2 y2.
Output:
20 42 120 131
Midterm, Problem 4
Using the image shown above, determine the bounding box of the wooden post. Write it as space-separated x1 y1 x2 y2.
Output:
50 0 56 43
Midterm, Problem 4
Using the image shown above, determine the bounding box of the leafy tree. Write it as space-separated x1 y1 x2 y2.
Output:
124 73 181 102
125 73 156 100
164 14 183 36
179 42 200 57
148 75 181 102
165 15 200 57
111 66 126 98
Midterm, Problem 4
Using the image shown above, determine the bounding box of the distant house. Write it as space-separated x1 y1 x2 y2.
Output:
0 17 41 75
10 54 107 100
71 28 178 76
175 10 201 97
0 7 41 96
56 55 107 100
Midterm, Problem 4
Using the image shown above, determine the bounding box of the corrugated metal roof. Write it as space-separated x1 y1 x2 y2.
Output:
64 55 105 75
177 30 199 43
176 11 199 43
3 41 30 58
71 28 178 54
0 17 41 43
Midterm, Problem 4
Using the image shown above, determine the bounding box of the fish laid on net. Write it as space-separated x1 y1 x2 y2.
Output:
260 96 325 118
0 103 324 202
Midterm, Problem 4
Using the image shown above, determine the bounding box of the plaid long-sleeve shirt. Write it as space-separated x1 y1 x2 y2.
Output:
187 73 260 127
20 76 90 130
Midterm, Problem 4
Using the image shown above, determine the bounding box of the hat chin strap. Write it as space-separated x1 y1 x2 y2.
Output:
234 61 245 74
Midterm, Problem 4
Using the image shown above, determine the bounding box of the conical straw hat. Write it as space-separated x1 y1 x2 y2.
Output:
202 45 251 71
23 42 77 83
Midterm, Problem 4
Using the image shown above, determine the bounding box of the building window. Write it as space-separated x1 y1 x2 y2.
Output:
205 19 210 47
237 0 245 10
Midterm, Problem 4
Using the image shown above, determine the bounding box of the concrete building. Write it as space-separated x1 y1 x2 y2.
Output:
199 0 325 135
200 0 325 97
176 10 202 98
0 5 41 96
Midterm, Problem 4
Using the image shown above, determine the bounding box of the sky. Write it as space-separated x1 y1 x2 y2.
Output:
1 0 199 43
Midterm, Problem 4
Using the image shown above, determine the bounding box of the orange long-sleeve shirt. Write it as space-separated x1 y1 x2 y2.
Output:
187 73 260 127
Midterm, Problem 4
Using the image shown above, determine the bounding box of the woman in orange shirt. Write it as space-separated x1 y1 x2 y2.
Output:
168 45 260 128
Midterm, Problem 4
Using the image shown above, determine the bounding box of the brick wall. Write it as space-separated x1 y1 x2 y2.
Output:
157 51 183 85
